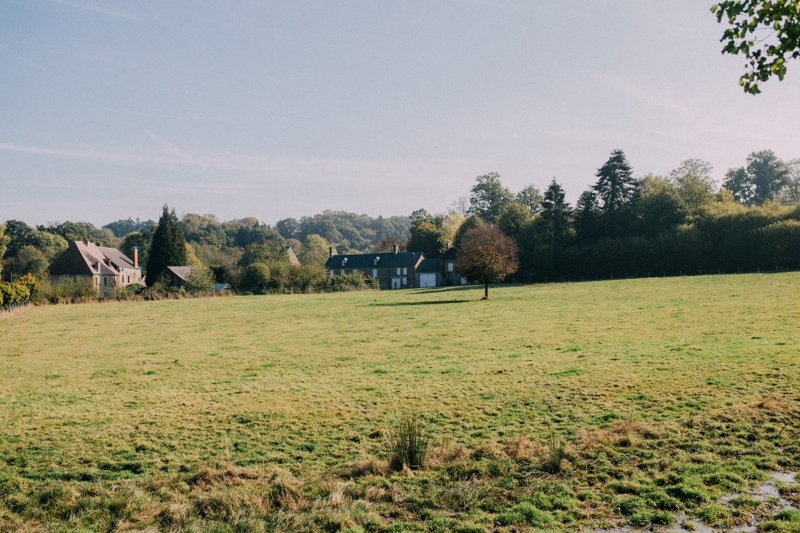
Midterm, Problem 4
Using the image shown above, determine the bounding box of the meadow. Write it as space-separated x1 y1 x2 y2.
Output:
0 274 798 532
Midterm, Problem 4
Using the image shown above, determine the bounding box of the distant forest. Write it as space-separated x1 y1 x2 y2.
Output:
1 148 799 284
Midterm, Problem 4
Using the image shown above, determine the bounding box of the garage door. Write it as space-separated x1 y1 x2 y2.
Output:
419 274 437 288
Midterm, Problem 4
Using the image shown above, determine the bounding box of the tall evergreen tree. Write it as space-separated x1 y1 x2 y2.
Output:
574 190 601 244
146 205 188 286
541 179 572 247
593 150 637 212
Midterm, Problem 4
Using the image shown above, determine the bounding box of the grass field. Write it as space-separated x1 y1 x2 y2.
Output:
1 274 799 532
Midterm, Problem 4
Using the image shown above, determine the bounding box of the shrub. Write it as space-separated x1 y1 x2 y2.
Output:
387 413 431 470
241 263 271 294
185 265 216 293
38 277 99 303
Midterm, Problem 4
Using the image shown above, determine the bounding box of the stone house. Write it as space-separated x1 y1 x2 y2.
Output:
48 240 144 295
415 258 442 288
440 244 467 285
325 245 424 289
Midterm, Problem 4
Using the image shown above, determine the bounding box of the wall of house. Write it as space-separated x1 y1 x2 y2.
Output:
415 271 442 287
329 266 416 289
117 267 144 287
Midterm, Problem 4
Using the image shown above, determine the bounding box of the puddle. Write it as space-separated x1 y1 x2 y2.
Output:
594 471 798 533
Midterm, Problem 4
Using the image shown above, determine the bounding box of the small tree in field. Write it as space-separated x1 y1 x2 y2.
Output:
456 225 519 300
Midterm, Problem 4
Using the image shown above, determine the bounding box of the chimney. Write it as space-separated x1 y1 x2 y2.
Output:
133 246 139 268
329 247 335 258
446 242 451 250
84 239 90 247
393 244 399 255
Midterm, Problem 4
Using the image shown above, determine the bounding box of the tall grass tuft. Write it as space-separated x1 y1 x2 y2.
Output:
387 413 431 471
535 432 567 475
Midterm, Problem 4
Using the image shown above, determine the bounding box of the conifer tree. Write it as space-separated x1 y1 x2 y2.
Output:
593 150 637 212
145 205 188 286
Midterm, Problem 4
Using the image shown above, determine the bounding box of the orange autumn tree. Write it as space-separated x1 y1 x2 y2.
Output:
456 224 519 300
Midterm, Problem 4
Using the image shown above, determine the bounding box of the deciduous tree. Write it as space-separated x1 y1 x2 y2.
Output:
723 150 788 205
779 158 800 204
670 159 716 213
185 265 216 292
497 201 532 239
456 224 519 299
0 223 9 260
407 222 445 258
239 241 290 266
516 184 544 216
469 172 514 224
712 0 800 93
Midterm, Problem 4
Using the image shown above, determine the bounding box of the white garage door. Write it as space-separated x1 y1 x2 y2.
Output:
419 274 437 288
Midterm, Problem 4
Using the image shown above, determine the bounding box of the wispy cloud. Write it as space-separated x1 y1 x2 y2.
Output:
144 131 193 162
0 141 494 188
0 43 47 71
46 0 139 20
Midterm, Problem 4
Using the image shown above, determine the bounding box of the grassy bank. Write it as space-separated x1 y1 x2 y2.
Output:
0 274 798 532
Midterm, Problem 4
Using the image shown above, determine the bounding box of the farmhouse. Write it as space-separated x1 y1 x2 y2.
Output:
325 245 424 289
48 240 144 295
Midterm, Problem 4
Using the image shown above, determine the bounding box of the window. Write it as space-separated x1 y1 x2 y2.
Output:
373 269 378 277
402 268 407 275
448 262 454 272
329 270 334 276
352 269 357 274
104 278 107 286
396 268 401 275
402 277 407 285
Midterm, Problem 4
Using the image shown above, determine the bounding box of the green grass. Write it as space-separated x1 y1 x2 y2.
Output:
0 273 798 532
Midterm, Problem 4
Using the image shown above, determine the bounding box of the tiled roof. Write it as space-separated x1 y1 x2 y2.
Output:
48 241 135 277
325 252 422 270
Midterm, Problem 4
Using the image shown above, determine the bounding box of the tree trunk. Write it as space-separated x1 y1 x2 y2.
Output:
484 279 489 299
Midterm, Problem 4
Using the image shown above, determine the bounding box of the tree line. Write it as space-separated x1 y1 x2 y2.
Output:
406 149 800 282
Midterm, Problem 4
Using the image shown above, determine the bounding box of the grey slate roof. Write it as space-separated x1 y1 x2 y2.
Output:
99 246 138 270
325 252 422 270
416 259 441 273
441 247 458 261
164 266 193 282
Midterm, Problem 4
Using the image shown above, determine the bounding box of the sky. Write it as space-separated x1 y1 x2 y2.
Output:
1 0 799 227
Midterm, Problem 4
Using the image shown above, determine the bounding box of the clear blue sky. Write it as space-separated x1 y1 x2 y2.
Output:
2 0 798 227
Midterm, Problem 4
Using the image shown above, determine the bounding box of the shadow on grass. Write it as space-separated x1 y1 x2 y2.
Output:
412 286 481 295
370 299 471 307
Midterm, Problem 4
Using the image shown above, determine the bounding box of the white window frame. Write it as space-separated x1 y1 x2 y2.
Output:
402 267 407 275
329 270 334 276
448 262 454 272
372 269 378 277
396 268 401 275
402 277 407 286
